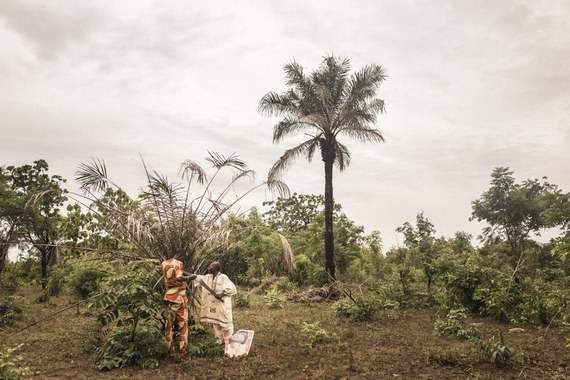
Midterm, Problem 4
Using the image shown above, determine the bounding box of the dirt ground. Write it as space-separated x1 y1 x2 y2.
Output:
1 287 568 380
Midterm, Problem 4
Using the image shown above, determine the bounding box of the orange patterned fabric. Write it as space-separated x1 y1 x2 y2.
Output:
165 300 189 355
161 258 187 303
161 258 188 355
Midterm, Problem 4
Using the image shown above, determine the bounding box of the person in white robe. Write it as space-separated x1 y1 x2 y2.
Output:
194 261 237 349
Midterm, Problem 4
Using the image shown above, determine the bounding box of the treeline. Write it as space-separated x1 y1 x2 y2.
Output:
222 168 570 327
1 159 569 370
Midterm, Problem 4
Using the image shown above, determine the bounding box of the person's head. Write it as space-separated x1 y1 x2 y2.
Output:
207 261 221 275
165 251 175 260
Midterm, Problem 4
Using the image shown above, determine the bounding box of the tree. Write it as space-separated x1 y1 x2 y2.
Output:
75 152 288 271
448 231 474 254
471 167 558 274
259 55 387 279
5 160 67 289
396 212 438 293
263 193 341 233
0 168 24 273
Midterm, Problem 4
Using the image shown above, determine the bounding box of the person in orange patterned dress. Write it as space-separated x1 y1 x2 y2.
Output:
161 254 195 357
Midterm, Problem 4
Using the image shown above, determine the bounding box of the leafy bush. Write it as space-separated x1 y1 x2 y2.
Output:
187 325 224 358
477 332 514 367
70 266 106 299
425 349 470 371
0 344 32 380
272 277 298 294
518 274 570 325
0 296 22 327
0 262 24 291
264 288 284 309
234 292 250 308
301 322 330 352
434 307 480 341
335 295 377 322
95 324 167 371
90 259 167 370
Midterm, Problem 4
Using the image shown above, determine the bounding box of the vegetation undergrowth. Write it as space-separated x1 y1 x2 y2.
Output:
301 322 331 352
0 296 22 327
0 344 32 380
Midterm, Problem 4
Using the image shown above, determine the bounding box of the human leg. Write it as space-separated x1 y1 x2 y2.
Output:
176 305 189 355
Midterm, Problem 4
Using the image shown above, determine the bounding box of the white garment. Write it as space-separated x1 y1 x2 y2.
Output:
195 273 237 329
213 323 234 345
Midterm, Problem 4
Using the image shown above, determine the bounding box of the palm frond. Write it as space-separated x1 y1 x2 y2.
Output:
283 61 306 88
266 179 291 198
24 189 54 209
345 64 387 103
206 151 247 170
75 158 110 193
278 233 296 276
258 92 297 117
180 159 207 184
272 117 313 143
334 141 351 171
338 125 384 143
268 138 321 181
233 169 256 183
313 55 351 111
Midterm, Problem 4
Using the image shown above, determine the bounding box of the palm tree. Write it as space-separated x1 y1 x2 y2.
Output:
259 55 387 279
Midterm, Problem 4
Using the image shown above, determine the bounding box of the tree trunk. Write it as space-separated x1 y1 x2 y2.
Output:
40 248 49 290
0 241 10 274
0 226 16 274
323 157 336 279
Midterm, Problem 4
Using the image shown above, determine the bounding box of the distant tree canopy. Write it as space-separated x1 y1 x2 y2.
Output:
0 160 67 288
262 193 340 233
397 212 438 293
471 167 565 272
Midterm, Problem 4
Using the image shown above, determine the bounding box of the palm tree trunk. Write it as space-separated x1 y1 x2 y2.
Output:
324 158 336 279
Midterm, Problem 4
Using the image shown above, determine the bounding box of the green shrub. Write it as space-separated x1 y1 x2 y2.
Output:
264 288 284 309
335 295 377 322
95 324 167 371
477 332 514 367
301 322 330 352
518 275 570 325
234 292 250 308
0 344 32 380
63 258 111 300
90 259 167 370
0 262 24 291
272 278 298 294
434 307 480 341
70 267 106 299
0 296 22 327
425 349 470 371
187 325 224 358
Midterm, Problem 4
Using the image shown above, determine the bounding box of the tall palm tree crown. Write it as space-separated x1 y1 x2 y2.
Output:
259 55 387 279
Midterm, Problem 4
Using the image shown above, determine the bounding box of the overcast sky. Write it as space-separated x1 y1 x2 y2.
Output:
1 0 569 249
